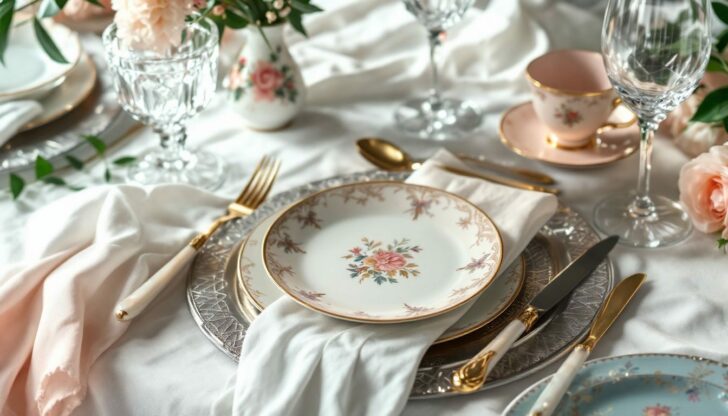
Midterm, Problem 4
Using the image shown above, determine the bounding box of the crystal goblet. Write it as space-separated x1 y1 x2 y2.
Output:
102 18 224 189
395 0 483 140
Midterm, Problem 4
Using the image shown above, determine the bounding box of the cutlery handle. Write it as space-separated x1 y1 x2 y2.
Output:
451 306 539 393
528 345 590 416
457 154 556 185
114 243 199 321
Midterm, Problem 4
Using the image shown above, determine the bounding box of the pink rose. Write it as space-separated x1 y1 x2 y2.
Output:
367 251 406 272
57 0 112 20
250 61 283 102
679 145 728 237
643 405 672 416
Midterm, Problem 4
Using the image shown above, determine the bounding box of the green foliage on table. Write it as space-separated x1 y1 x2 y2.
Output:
719 238 728 252
8 135 137 200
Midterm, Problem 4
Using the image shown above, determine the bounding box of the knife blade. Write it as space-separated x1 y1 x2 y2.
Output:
527 273 646 416
450 235 619 393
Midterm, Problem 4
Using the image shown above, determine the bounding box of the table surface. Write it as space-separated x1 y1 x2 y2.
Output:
1 1 727 415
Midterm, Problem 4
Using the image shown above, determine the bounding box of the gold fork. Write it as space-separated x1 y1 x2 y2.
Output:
115 156 281 321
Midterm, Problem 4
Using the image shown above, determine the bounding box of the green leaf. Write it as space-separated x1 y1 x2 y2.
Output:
0 0 14 65
691 86 728 122
225 10 249 29
290 0 323 13
43 176 66 186
723 116 728 133
53 0 69 12
84 0 103 7
288 10 307 37
112 156 136 166
84 134 106 155
35 155 54 180
707 55 728 73
104 167 111 182
32 17 68 64
718 238 728 252
9 173 24 200
65 155 84 170
713 2 728 25
717 29 728 52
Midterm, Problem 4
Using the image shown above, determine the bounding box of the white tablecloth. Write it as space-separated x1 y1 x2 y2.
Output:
1 0 727 415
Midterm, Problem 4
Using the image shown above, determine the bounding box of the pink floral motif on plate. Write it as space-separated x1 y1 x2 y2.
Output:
343 238 422 285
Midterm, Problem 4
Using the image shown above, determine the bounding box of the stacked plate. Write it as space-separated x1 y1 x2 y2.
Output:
0 19 97 133
187 170 614 398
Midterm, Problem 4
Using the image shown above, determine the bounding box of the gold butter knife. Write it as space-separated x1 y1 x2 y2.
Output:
527 273 646 416
435 163 560 195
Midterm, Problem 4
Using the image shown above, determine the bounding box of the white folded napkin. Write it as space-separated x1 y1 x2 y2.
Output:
0 185 227 416
212 150 558 416
0 101 42 145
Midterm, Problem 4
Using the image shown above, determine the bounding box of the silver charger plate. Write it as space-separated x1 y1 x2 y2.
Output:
186 170 613 398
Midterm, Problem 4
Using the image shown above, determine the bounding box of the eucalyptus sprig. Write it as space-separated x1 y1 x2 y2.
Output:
8 135 137 200
719 238 728 253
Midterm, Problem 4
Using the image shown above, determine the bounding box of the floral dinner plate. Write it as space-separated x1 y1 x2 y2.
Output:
261 181 504 323
238 212 522 341
504 353 728 416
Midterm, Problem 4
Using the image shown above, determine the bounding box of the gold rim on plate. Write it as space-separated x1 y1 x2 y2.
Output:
433 255 526 344
498 102 638 169
236 233 265 311
20 52 97 132
261 181 505 324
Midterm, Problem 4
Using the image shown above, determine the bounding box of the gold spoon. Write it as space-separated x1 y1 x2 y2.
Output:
356 138 559 195
357 137 555 185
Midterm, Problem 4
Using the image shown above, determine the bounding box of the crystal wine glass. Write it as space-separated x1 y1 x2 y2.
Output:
102 18 224 189
395 0 482 140
596 0 711 247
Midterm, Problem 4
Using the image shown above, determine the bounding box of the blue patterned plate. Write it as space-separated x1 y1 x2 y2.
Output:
504 353 728 416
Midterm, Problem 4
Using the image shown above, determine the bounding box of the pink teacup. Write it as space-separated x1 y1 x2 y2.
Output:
526 49 635 149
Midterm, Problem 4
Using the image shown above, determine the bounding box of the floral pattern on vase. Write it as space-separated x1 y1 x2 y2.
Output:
643 404 672 416
229 47 299 104
343 238 422 285
225 24 305 130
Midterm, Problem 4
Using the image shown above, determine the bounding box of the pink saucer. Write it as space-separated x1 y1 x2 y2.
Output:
499 102 639 168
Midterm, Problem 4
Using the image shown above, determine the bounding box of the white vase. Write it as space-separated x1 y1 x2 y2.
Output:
225 25 305 130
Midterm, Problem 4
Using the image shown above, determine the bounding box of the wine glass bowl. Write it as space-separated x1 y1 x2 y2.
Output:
596 0 711 247
395 0 483 140
102 18 225 189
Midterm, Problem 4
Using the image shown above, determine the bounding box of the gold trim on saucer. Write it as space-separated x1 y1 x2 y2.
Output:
20 53 98 132
261 181 505 325
525 49 613 97
498 102 639 170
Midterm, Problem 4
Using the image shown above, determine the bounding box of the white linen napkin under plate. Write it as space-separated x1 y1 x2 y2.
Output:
212 149 558 416
0 101 42 145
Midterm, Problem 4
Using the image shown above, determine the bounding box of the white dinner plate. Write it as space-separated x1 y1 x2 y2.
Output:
239 211 522 339
261 181 504 323
21 52 97 132
0 20 81 102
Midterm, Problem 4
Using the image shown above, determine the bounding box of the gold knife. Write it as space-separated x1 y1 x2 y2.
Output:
435 163 560 195
527 273 646 416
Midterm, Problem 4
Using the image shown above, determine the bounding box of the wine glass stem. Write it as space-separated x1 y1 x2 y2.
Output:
155 123 189 164
428 30 443 106
629 120 656 217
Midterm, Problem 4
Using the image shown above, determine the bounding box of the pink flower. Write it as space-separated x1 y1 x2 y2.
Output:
679 145 728 237
365 251 406 272
350 247 362 256
112 0 193 53
250 61 283 102
643 404 671 416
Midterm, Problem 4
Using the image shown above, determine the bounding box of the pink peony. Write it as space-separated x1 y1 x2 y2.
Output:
250 61 283 102
112 0 193 53
678 145 728 237
365 251 406 272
